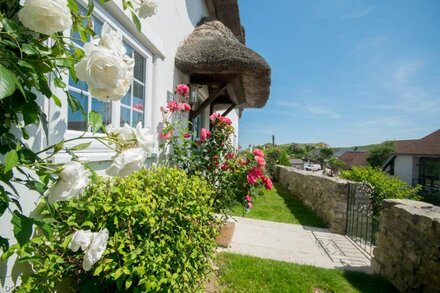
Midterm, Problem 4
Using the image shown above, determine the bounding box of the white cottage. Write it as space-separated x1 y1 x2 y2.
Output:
0 0 271 288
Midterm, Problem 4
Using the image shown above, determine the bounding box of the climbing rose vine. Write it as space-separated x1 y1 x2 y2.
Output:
159 87 273 212
0 0 157 276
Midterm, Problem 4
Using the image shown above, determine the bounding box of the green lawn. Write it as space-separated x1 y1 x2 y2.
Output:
217 253 397 293
229 182 327 228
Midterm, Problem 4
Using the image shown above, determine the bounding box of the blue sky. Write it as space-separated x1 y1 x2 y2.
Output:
237 0 440 147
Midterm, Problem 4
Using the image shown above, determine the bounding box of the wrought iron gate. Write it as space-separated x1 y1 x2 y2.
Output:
346 182 377 255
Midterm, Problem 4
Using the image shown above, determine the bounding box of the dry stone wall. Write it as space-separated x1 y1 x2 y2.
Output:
372 199 440 292
274 166 350 234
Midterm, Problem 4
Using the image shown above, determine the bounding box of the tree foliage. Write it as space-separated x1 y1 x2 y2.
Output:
341 166 421 215
367 141 395 168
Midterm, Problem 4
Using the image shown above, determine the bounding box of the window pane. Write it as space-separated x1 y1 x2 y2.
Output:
69 75 88 91
132 111 143 127
124 43 134 56
68 91 88 131
92 98 112 127
134 51 145 81
133 82 144 107
121 90 131 106
120 107 130 126
93 17 103 35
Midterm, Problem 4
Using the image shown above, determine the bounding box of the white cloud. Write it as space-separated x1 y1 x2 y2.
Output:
342 6 376 20
276 101 300 108
304 105 340 118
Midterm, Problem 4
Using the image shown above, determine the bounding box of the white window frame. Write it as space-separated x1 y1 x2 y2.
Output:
48 0 154 161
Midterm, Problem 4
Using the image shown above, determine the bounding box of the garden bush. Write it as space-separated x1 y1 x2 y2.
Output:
264 147 290 179
341 166 421 215
12 167 220 292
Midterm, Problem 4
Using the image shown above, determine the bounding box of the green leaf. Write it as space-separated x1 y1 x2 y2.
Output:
21 102 40 125
70 141 92 151
11 211 34 246
0 186 8 217
89 111 103 133
87 0 95 16
4 149 18 173
0 64 17 100
34 219 53 240
130 11 142 32
68 0 79 14
51 95 62 108
125 279 132 290
81 221 94 229
0 236 9 251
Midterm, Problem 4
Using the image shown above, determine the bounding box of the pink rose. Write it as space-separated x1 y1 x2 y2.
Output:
176 84 189 96
181 102 191 111
245 195 252 202
222 117 232 125
200 128 211 140
247 202 253 209
160 131 172 140
255 155 266 167
226 152 235 159
247 167 263 185
252 149 264 158
261 176 273 190
167 101 179 112
210 113 221 122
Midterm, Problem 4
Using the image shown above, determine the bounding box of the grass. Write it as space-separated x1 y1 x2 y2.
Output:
229 182 327 228
217 253 397 293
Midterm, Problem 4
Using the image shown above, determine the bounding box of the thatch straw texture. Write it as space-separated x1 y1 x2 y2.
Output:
175 19 271 108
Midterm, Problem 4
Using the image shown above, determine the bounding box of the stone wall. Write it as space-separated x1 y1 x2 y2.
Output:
274 166 350 234
372 199 440 292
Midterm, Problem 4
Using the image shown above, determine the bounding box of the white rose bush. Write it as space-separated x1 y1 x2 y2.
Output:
0 0 160 290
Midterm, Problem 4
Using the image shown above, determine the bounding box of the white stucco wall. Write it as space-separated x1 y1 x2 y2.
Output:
0 1 212 289
394 155 415 186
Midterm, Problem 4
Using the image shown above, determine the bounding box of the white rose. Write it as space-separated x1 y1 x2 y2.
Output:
18 0 72 35
105 148 148 177
137 0 158 19
82 228 109 271
75 23 134 102
135 122 155 153
107 123 136 151
69 230 93 252
47 161 91 204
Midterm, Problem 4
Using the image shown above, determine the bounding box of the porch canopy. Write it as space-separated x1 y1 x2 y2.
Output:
175 19 271 119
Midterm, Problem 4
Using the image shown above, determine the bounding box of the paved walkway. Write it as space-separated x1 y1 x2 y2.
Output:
219 216 373 274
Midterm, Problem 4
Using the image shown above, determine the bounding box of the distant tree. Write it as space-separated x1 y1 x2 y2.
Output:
303 144 316 162
367 141 395 168
288 143 304 158
328 158 346 175
317 147 334 167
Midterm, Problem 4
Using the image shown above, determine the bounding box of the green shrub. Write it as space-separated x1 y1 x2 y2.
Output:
265 147 290 179
16 167 220 292
341 166 421 215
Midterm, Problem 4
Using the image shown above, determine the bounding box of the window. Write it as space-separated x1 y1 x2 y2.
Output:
66 3 151 133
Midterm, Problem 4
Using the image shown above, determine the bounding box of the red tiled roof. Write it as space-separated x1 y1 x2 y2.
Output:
338 151 369 168
394 129 440 156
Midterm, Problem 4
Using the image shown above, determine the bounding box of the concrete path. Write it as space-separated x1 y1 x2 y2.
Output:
219 216 373 274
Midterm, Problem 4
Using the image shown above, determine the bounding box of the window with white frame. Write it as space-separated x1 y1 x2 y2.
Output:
67 4 150 133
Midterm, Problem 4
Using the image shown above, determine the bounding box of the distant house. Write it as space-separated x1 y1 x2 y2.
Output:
290 159 304 170
383 129 440 194
338 151 369 169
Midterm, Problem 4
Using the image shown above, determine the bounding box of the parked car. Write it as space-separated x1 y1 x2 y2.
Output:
304 164 321 171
